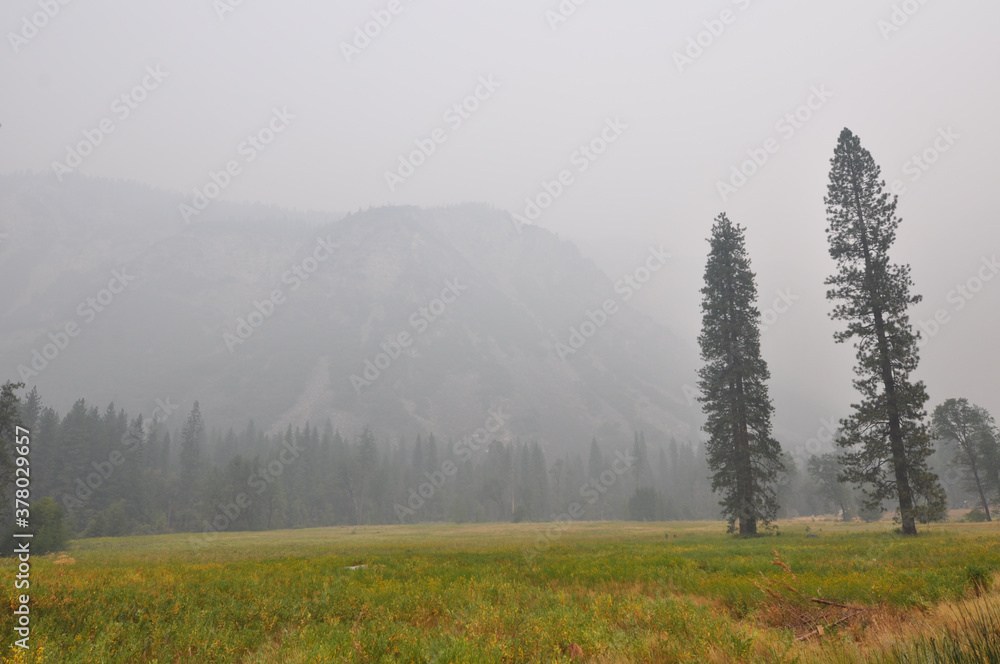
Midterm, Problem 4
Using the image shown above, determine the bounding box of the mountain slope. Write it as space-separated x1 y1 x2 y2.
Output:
1 175 701 452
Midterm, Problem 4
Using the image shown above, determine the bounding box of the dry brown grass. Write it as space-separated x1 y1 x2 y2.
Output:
787 572 1000 663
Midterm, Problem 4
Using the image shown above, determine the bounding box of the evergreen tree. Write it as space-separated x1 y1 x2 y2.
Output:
159 431 172 473
425 434 441 519
528 443 549 518
355 426 379 523
33 407 60 499
931 399 999 521
180 402 204 490
823 128 945 534
628 487 660 521
631 431 651 487
807 454 855 521
412 434 424 477
11 384 801 534
32 496 69 555
18 386 41 432
216 428 238 467
587 437 604 479
697 213 783 535
57 400 92 501
774 451 801 519
0 381 25 500
177 402 205 530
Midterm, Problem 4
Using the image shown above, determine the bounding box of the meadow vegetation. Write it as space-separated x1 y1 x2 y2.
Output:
1 518 998 663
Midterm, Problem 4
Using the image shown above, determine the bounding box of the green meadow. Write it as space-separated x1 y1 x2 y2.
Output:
2 519 999 663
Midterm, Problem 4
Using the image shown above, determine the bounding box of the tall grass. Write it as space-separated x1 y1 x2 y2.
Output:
868 597 1000 664
0 520 996 663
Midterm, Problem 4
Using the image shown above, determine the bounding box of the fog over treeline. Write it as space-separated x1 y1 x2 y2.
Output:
6 381 988 540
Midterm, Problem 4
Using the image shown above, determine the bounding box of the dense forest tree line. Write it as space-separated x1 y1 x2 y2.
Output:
0 386 747 540
0 379 994 544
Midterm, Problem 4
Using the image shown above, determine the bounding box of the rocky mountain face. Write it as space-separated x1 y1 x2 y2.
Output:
1 174 701 453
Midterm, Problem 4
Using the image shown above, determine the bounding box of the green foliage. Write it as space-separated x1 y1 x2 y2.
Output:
965 565 993 595
808 453 857 520
933 398 1000 521
964 508 990 523
32 496 69 555
859 504 885 523
2 520 998 663
179 401 204 489
823 128 946 535
0 381 25 499
84 499 131 538
18 388 729 538
697 213 783 534
627 487 661 521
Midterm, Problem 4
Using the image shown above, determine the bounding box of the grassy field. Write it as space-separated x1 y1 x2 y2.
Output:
1 518 999 663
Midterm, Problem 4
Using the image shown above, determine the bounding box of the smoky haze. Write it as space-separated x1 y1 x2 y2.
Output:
2 0 999 444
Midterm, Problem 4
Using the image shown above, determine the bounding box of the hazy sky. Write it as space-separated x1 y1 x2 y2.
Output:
3 0 999 429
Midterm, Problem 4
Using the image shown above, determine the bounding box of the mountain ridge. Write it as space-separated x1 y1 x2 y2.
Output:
1 174 701 453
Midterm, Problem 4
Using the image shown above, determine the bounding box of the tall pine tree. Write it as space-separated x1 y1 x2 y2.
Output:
0 381 25 501
824 128 945 535
697 214 783 535
587 436 603 479
179 401 204 491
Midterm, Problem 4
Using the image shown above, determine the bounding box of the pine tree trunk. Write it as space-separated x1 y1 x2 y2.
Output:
992 468 1000 513
975 480 992 521
874 307 917 535
968 457 992 521
734 375 756 536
